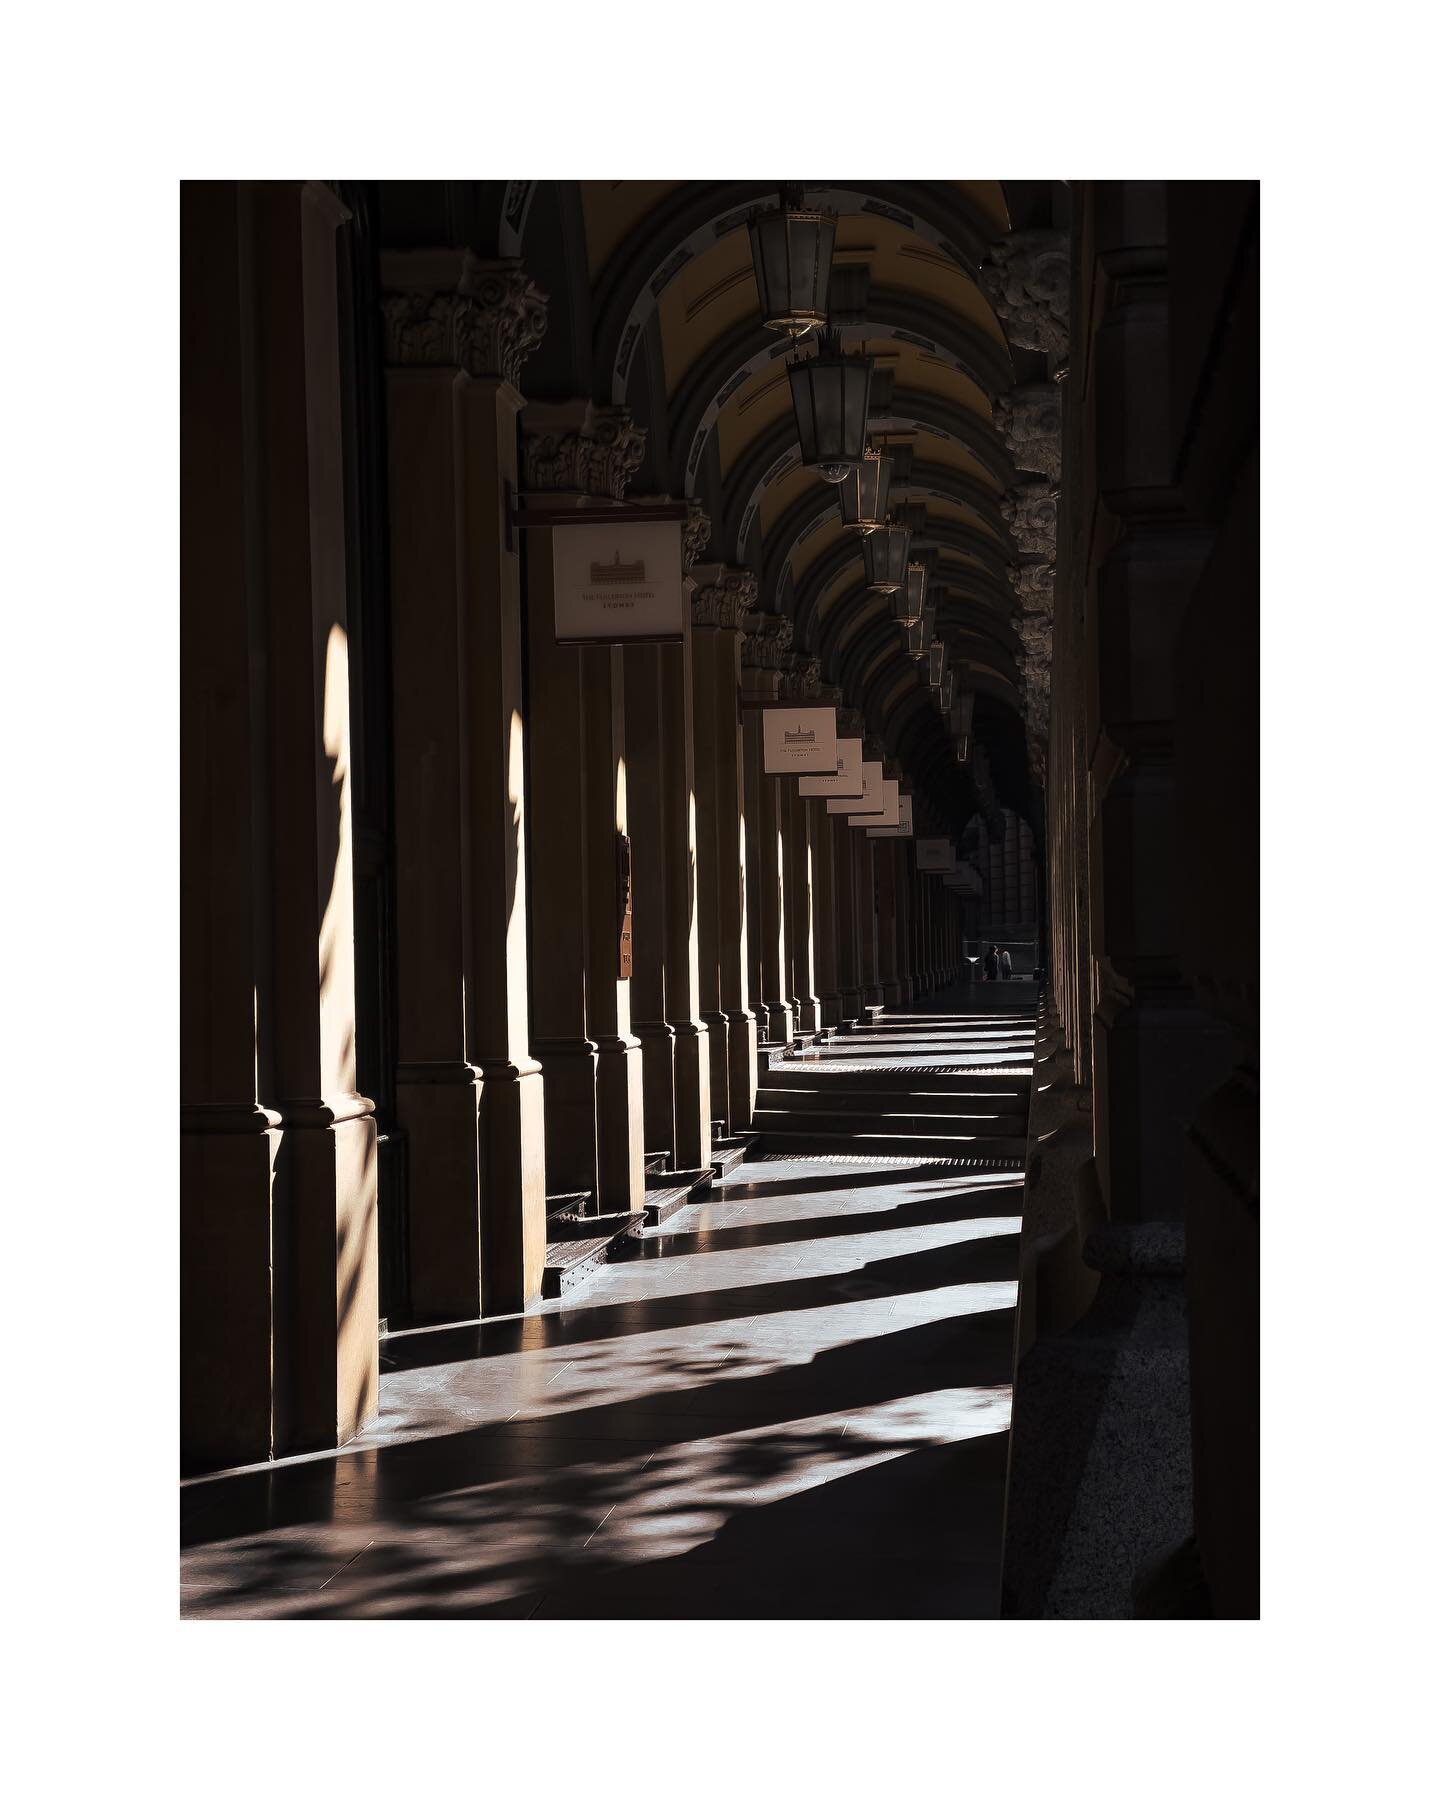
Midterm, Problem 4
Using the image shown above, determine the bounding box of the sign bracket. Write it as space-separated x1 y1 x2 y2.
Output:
504 481 690 554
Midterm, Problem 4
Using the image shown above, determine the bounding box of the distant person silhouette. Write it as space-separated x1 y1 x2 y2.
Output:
1000 947 1013 981
984 944 999 982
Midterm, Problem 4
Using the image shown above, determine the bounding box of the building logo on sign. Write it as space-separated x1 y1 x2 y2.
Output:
783 726 815 746
591 551 646 584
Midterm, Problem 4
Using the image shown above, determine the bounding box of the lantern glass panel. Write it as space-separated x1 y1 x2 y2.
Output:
894 560 926 627
748 206 836 337
787 337 873 481
838 448 891 533
863 522 910 593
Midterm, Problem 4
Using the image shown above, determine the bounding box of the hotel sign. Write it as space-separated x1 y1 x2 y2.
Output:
852 779 899 829
762 706 839 775
916 837 957 872
552 521 684 643
797 735 864 797
868 793 914 838
828 759 884 816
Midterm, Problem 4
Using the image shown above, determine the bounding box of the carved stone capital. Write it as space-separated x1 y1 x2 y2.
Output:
780 654 823 702
380 251 548 385
691 563 757 631
980 230 1070 358
1001 481 1060 557
1009 560 1056 608
521 400 646 500
741 611 795 671
993 383 1062 481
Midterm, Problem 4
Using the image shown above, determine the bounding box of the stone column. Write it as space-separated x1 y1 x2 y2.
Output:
858 834 883 1006
784 774 822 1033
811 797 842 1026
181 182 378 1468
691 561 760 1131
623 643 676 1155
521 400 648 1213
381 248 550 1320
894 836 915 1005
875 838 902 1006
832 804 862 1022
742 615 795 1044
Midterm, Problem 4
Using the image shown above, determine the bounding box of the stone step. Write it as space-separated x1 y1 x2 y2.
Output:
752 1104 1026 1139
710 1131 759 1179
542 1210 645 1298
642 1167 713 1228
752 1127 1027 1168
644 1151 670 1178
756 1081 1029 1116
759 1063 1030 1096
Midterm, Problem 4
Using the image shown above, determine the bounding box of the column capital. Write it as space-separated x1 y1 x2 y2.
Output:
993 382 1062 481
740 610 794 670
520 399 647 499
980 229 1070 358
780 653 823 701
837 705 865 738
380 249 548 386
690 562 757 629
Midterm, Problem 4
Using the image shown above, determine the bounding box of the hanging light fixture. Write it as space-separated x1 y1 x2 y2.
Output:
747 187 837 339
894 558 927 627
837 445 892 534
928 640 947 687
787 329 874 482
862 518 910 593
939 670 955 713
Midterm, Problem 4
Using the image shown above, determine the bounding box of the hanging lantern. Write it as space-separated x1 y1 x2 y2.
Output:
902 618 925 657
787 330 874 482
862 519 910 593
939 670 955 713
837 446 892 534
894 559 927 627
921 603 937 654
928 640 947 687
747 193 837 338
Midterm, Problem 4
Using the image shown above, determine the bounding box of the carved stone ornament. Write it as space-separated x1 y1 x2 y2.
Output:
380 252 548 386
837 706 865 738
683 500 713 571
1009 560 1056 607
691 564 758 630
1001 481 1060 557
980 230 1070 358
741 611 795 671
781 654 824 702
993 384 1062 481
521 401 647 500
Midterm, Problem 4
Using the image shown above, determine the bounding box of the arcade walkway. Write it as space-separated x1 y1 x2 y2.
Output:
180 987 1037 1618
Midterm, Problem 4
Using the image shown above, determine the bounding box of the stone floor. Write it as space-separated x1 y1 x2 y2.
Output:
180 983 1038 1619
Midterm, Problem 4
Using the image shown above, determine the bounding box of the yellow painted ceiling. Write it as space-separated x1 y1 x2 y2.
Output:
580 181 681 280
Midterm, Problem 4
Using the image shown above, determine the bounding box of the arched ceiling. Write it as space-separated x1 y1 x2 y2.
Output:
563 180 1028 834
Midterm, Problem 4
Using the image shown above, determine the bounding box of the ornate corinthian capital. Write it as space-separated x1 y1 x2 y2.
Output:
993 383 1063 481
690 563 758 630
740 611 794 671
780 654 823 702
380 250 548 385
1001 481 1060 558
519 400 646 500
980 230 1070 358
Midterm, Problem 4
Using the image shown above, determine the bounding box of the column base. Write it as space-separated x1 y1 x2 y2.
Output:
881 980 904 1008
764 1000 795 1045
181 1106 379 1470
724 1006 759 1129
840 986 864 1022
533 1037 599 1199
670 1019 712 1171
794 993 821 1034
594 1034 646 1211
634 1019 678 1159
701 1009 729 1132
477 1058 548 1317
396 1063 483 1325
819 989 844 1028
